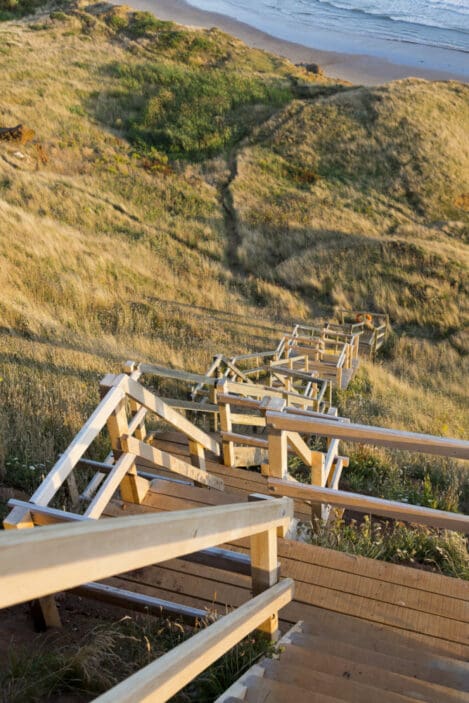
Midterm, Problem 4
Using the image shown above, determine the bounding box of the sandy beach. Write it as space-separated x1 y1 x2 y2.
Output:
118 0 469 85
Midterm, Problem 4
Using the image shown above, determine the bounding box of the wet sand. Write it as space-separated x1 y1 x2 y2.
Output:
119 0 468 85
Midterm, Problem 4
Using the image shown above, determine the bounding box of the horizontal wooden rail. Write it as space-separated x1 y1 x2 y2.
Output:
7 499 89 525
74 582 207 625
266 412 469 460
0 498 293 609
93 579 294 703
221 431 269 449
231 350 278 363
268 479 469 532
139 363 218 387
7 499 252 575
218 393 343 421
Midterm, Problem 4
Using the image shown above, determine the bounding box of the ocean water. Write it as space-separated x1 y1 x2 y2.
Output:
186 0 469 70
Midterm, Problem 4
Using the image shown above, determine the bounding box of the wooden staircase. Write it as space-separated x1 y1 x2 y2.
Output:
218 610 469 703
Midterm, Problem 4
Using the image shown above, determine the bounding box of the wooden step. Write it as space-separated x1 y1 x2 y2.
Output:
299 613 469 661
288 632 469 691
242 675 344 703
270 647 467 703
261 660 425 703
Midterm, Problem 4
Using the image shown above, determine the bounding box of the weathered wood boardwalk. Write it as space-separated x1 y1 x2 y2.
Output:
104 462 469 663
2 309 468 702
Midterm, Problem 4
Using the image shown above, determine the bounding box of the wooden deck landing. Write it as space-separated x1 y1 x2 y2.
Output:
104 457 469 664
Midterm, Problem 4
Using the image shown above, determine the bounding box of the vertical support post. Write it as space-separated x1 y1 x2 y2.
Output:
209 385 219 432
4 513 61 629
250 526 280 637
105 395 144 504
311 450 326 521
219 401 235 467
189 440 206 470
311 450 325 486
267 430 288 479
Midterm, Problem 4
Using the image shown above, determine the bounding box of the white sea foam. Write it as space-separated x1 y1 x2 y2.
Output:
187 0 469 71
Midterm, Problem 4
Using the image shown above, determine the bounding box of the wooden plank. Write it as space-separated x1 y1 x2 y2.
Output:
146 440 312 521
268 479 469 533
266 412 469 460
131 540 469 631
7 499 89 525
251 528 280 634
73 582 207 625
105 375 220 456
147 479 242 507
93 579 294 703
288 632 469 691
299 615 469 664
231 413 266 427
114 567 468 659
85 453 138 519
260 659 450 703
122 436 224 491
272 540 469 602
28 382 126 507
0 498 294 609
183 547 252 576
267 430 288 479
139 363 218 387
221 432 269 450
134 537 469 625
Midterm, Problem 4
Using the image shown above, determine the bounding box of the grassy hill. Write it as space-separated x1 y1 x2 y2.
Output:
0 1 467 513
0 3 468 699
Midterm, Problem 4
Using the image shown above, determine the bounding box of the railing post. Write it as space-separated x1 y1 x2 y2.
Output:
103 386 147 505
267 430 288 479
218 382 235 467
123 362 146 440
3 513 61 629
188 440 206 471
250 525 280 637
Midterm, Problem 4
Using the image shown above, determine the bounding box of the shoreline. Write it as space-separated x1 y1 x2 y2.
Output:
120 0 468 85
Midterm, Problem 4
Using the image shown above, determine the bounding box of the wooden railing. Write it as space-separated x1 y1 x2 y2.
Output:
263 409 469 529
336 309 389 359
3 372 223 531
0 498 294 702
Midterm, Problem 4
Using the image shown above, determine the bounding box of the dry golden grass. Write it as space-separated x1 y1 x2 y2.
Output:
0 2 467 482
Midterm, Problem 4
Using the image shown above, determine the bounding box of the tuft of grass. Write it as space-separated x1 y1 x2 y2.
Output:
306 515 469 580
0 613 273 703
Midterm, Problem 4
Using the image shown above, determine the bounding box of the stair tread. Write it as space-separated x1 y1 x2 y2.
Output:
299 609 469 660
264 661 430 703
243 675 346 703
288 632 469 691
271 643 467 703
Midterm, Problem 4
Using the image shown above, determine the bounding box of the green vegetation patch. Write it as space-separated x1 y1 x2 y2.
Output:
308 516 469 580
95 60 293 160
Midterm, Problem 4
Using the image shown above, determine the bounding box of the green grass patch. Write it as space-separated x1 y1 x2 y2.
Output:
307 515 469 579
95 60 293 160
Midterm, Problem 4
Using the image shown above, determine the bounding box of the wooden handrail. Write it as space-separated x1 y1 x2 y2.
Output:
0 498 293 609
139 362 219 387
268 479 469 533
93 579 294 703
266 412 469 460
